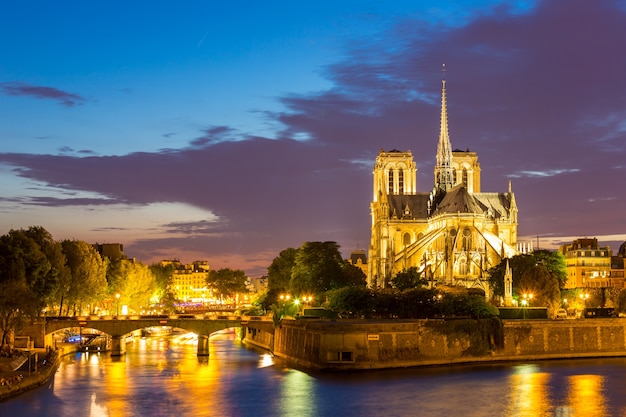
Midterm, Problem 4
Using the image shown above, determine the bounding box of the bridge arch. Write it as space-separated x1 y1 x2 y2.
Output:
45 317 272 356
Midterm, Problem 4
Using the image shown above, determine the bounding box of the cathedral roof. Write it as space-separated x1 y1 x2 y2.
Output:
387 194 430 220
433 185 483 214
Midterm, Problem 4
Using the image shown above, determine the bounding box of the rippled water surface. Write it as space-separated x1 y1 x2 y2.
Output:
2 330 626 417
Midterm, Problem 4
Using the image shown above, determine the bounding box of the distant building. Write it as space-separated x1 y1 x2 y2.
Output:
161 260 211 303
348 249 368 277
559 238 615 288
93 243 127 261
368 74 519 294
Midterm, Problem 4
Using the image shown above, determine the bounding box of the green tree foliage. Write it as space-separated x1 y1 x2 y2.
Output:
325 287 499 320
615 289 626 314
391 267 427 291
206 268 249 302
518 264 561 315
61 239 108 315
267 248 297 292
290 241 344 294
23 226 68 307
0 280 38 348
0 226 64 347
108 260 157 314
326 287 373 318
488 250 566 300
149 262 177 312
339 262 367 288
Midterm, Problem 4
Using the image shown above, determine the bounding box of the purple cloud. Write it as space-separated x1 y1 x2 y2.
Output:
0 82 86 107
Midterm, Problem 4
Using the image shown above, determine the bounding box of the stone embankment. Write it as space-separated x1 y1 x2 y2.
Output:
0 344 76 402
244 317 626 371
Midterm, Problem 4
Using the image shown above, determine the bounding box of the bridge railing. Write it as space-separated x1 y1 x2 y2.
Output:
46 314 272 322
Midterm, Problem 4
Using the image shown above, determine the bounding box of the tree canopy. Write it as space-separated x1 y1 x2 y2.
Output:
206 268 249 302
488 250 566 302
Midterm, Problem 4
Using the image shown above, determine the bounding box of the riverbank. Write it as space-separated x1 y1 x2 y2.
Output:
245 317 626 371
0 344 76 402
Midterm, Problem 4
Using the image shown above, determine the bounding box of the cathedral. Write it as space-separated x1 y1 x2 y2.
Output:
368 76 519 295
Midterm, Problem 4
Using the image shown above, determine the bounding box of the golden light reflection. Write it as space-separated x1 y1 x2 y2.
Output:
89 392 110 417
259 353 274 368
567 374 606 417
103 360 130 417
279 370 316 417
506 364 551 417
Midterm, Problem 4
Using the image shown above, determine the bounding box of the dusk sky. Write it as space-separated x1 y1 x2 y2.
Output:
1 0 625 277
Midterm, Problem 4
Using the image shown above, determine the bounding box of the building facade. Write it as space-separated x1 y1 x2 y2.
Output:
368 77 519 294
559 238 616 288
161 260 212 303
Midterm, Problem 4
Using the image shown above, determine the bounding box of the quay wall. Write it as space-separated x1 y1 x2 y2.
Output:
244 318 626 370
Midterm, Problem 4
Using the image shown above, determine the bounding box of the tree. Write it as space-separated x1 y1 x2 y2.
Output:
337 262 367 288
23 226 68 310
326 287 373 318
290 241 344 294
267 248 297 293
0 280 38 349
517 264 561 315
149 262 177 312
0 226 61 347
61 240 108 315
390 267 427 291
206 268 249 303
488 250 566 301
615 289 626 315
109 260 157 314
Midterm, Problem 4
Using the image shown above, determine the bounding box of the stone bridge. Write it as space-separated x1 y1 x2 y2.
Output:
45 315 274 356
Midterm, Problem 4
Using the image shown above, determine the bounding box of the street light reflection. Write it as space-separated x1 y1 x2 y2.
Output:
279 370 316 417
258 353 274 368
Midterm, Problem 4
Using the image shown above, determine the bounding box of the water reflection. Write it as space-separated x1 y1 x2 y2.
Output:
279 370 316 417
506 364 551 416
567 374 606 417
3 334 626 417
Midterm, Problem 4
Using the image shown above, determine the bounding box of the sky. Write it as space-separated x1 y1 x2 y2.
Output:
1 0 626 277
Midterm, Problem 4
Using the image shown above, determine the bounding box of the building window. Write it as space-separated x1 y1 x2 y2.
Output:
388 170 394 194
398 170 404 194
403 233 411 245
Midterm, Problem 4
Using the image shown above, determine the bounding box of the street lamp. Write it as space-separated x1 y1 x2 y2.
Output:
580 292 589 307
302 295 313 308
115 293 120 317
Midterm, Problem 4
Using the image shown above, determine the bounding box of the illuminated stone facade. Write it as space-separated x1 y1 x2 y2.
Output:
368 78 518 294
559 238 613 288
161 260 211 303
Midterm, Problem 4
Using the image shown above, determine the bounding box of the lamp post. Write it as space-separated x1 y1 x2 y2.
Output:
302 295 313 310
115 293 120 317
580 292 589 308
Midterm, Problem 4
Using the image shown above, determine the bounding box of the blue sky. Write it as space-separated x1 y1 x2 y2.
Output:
1 0 625 276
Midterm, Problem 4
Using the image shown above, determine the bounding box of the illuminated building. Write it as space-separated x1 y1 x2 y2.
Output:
559 238 615 288
161 260 211 303
368 74 519 294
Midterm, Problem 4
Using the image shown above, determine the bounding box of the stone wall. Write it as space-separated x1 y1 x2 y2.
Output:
250 318 626 371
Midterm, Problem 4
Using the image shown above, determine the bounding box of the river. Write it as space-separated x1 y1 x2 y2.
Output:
2 329 626 416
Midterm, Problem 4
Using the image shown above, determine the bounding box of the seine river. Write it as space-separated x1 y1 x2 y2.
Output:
2 330 626 416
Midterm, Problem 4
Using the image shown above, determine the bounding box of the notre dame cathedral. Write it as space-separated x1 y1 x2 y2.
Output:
368 75 519 295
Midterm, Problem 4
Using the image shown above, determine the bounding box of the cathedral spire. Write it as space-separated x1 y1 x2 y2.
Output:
434 64 455 193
